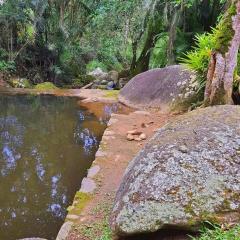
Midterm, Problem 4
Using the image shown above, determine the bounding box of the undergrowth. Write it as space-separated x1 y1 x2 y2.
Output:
191 224 240 240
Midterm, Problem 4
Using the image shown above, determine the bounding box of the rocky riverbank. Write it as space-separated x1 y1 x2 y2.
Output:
57 107 172 240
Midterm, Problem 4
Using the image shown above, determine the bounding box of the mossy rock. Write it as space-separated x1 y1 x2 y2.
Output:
67 191 92 215
9 78 32 88
34 82 58 90
111 106 240 236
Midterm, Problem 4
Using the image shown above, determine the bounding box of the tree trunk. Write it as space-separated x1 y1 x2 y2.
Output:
204 1 240 105
167 6 182 65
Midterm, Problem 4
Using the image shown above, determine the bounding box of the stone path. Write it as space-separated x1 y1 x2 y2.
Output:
60 109 172 240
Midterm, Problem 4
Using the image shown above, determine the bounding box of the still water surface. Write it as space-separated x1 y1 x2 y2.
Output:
0 94 107 240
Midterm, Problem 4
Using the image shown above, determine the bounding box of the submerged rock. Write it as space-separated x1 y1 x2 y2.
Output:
119 65 196 111
111 106 240 236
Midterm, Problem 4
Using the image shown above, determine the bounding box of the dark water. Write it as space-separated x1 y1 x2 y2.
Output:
0 94 106 240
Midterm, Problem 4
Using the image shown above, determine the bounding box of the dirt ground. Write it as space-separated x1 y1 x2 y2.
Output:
64 106 183 240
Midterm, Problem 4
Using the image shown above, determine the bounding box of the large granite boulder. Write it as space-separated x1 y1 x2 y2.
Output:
118 65 196 111
111 106 240 236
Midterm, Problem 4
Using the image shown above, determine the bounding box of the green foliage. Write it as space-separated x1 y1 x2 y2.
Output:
191 224 240 240
86 60 107 72
0 60 16 73
180 32 216 94
180 1 239 97
71 75 95 88
181 33 214 74
214 3 236 54
0 0 226 84
150 35 168 68
34 82 58 90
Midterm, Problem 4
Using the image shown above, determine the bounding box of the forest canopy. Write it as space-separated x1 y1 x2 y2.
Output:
0 0 227 86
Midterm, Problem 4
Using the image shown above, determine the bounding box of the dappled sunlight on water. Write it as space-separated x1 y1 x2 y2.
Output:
0 95 106 240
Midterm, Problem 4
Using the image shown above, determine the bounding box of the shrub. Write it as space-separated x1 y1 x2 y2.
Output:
0 60 16 73
180 6 240 97
180 32 215 95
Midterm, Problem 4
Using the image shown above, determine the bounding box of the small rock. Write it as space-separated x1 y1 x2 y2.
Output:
127 130 142 135
95 150 106 157
67 214 79 220
88 165 101 178
80 178 96 193
108 118 119 126
139 133 147 140
127 134 134 141
104 130 115 136
93 79 101 84
56 222 73 240
134 137 142 141
97 85 107 90
107 81 114 88
101 80 108 85
108 70 119 84
134 111 151 116
179 145 188 153
141 123 149 128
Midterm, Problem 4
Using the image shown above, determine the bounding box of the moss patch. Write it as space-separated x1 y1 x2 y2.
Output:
214 2 237 54
67 191 92 215
104 90 119 99
73 201 113 240
34 82 58 90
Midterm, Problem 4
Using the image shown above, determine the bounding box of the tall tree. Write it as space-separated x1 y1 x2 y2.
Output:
204 0 240 105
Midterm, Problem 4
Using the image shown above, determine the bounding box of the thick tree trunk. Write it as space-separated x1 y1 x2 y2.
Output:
204 1 240 105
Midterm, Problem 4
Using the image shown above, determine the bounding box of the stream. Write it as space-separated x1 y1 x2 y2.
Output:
0 94 107 240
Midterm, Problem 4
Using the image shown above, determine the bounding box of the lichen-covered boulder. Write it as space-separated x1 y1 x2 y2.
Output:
111 106 240 236
118 65 196 111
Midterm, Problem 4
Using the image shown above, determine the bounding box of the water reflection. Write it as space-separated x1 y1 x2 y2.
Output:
0 95 106 240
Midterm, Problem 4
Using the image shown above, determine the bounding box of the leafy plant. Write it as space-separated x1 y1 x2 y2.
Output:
0 60 16 73
191 224 240 240
180 32 215 94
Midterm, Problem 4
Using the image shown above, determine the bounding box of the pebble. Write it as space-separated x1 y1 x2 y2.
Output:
127 130 142 135
104 130 115 136
108 118 119 126
134 111 151 116
95 150 106 157
66 214 79 220
56 222 73 240
179 145 188 153
87 165 101 178
127 134 134 141
80 178 96 193
139 133 147 140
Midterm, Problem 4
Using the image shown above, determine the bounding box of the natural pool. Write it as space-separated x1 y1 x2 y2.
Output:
0 94 108 240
